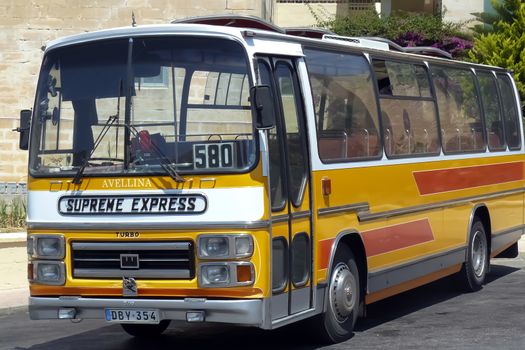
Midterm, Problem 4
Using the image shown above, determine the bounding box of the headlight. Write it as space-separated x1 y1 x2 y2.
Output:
200 265 230 285
197 234 253 259
31 261 65 285
198 262 254 288
199 236 229 258
28 235 65 259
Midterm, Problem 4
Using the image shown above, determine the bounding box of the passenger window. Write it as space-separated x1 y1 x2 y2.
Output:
304 48 381 162
374 60 439 157
431 66 485 153
497 74 521 150
476 71 505 151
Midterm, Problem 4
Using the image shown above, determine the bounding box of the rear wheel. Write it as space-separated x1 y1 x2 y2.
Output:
121 320 170 338
456 218 488 292
315 246 360 344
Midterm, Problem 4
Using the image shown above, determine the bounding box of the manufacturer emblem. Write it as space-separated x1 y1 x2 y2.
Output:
123 277 137 297
120 254 139 269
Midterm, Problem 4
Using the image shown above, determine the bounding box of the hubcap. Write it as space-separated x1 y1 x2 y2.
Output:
329 263 357 323
471 230 486 278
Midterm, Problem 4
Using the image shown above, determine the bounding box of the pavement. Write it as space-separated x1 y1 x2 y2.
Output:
0 232 28 311
0 232 524 311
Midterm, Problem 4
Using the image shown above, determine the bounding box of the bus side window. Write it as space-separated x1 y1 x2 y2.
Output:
431 66 485 154
497 74 521 150
303 48 381 162
476 71 506 151
373 59 439 157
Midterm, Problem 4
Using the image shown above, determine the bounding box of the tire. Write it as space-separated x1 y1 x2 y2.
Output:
314 245 360 344
121 320 170 338
456 218 489 292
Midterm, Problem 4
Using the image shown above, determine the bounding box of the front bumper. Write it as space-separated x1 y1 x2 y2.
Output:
29 296 264 326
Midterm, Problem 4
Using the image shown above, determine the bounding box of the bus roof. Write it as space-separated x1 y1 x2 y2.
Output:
43 15 507 73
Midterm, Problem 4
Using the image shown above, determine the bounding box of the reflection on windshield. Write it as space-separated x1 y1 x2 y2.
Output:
29 37 256 177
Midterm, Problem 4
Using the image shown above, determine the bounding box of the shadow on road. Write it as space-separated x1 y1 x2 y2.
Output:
13 262 521 350
356 262 519 332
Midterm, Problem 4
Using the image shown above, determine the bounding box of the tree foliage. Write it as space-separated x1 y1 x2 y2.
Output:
468 3 525 100
309 7 472 58
471 0 522 35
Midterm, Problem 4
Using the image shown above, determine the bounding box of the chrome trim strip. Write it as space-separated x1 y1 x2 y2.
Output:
73 268 191 279
270 308 319 329
358 187 525 222
27 220 270 230
72 242 191 251
318 202 369 217
368 246 466 293
73 258 190 262
291 210 311 220
491 225 525 253
271 214 288 224
29 296 264 326
492 224 525 237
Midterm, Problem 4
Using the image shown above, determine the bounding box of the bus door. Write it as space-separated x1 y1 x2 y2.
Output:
257 58 313 320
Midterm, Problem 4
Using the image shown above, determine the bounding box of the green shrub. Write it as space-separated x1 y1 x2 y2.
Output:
0 198 26 230
308 6 472 58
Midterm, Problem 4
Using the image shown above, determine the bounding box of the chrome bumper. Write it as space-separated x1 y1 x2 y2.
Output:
29 296 264 326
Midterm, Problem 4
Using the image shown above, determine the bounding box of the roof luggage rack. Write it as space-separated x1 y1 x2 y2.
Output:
355 36 453 59
172 14 285 33
172 15 453 59
284 27 334 39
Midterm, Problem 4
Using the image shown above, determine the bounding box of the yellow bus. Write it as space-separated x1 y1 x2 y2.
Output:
18 15 524 343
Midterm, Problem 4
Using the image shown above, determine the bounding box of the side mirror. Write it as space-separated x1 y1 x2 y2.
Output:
250 85 275 129
15 109 31 150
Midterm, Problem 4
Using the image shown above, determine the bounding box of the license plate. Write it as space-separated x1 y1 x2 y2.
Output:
105 308 160 324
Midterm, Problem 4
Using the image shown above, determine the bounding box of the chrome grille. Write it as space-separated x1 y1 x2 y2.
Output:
71 241 194 279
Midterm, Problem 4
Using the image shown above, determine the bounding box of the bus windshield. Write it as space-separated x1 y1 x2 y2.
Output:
29 36 256 178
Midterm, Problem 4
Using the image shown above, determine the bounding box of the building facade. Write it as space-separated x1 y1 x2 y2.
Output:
0 0 492 183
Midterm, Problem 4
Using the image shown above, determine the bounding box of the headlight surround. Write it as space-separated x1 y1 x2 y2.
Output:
197 234 253 259
28 235 65 260
198 262 254 288
31 261 66 285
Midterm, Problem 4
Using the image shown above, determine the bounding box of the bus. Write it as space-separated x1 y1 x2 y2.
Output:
17 15 524 343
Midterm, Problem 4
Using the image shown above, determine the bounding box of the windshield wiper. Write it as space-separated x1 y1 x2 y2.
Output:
72 114 119 184
126 124 186 183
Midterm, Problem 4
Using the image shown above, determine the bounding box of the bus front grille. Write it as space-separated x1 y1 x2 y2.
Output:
71 241 194 279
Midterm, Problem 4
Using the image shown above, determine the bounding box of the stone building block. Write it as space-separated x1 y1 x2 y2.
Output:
227 0 255 10
79 7 112 20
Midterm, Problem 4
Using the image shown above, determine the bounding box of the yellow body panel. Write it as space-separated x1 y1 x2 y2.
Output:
312 154 524 285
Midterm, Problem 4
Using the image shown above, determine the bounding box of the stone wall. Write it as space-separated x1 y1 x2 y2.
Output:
0 0 262 182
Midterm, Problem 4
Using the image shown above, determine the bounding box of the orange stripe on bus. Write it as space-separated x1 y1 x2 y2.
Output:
362 219 434 256
413 162 523 195
318 238 335 269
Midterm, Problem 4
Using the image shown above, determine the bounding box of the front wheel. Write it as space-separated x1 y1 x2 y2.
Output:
456 218 489 292
314 246 360 344
121 320 170 338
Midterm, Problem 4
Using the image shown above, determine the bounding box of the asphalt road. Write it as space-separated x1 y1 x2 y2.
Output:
1 255 525 350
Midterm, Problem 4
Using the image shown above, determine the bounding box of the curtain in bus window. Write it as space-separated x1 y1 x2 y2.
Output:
303 48 381 162
476 71 506 151
431 66 485 153
373 60 439 157
497 74 521 150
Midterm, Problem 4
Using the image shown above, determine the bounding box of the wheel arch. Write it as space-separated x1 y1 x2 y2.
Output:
467 203 491 255
325 230 368 308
